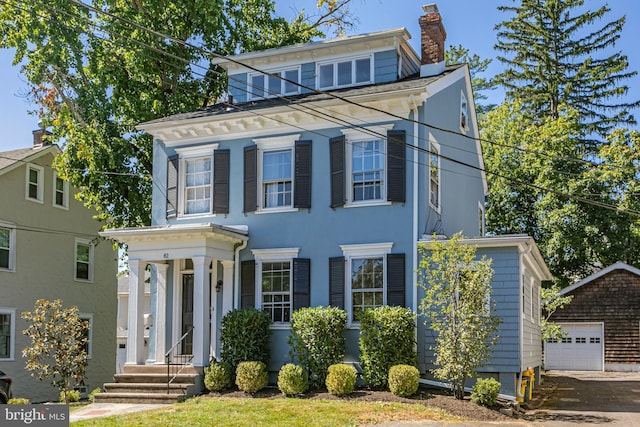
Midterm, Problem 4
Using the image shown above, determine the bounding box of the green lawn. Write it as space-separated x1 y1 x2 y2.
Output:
71 396 463 426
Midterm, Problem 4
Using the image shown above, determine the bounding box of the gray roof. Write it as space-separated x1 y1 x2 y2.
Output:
0 145 60 172
140 65 465 127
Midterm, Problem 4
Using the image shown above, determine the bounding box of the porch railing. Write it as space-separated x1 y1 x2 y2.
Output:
165 326 194 394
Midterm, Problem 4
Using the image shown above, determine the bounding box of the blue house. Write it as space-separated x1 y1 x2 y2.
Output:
101 4 550 401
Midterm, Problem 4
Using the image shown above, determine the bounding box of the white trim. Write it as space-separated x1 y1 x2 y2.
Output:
248 66 301 100
478 201 485 236
74 238 94 283
251 247 300 260
254 134 300 150
254 135 298 213
52 171 69 210
560 262 640 296
428 136 441 214
340 242 393 257
174 143 219 157
179 154 214 217
79 313 94 359
0 222 16 272
25 163 44 203
341 124 395 141
317 54 374 90
0 308 16 360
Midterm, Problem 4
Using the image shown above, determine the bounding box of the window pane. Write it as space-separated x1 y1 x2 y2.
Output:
56 177 64 191
0 313 10 358
261 262 291 322
355 58 370 83
77 244 90 262
76 262 89 280
251 74 265 98
268 73 281 96
351 257 384 321
337 61 352 86
29 183 38 199
0 228 9 249
185 158 212 214
263 150 291 180
319 64 333 88
0 250 8 269
29 168 38 184
284 69 299 94
352 140 384 201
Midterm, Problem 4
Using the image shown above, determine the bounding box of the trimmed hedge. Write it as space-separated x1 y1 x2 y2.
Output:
236 361 269 394
388 364 420 397
325 364 357 396
288 306 347 388
359 306 417 389
221 308 271 372
277 363 308 396
204 361 233 392
471 377 501 407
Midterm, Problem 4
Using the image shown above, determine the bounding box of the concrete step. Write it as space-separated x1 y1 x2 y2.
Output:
122 364 198 375
114 373 199 384
93 392 186 405
103 382 194 395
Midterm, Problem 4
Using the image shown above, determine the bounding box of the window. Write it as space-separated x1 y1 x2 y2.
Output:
174 144 219 216
79 315 93 359
26 164 44 202
249 67 300 100
547 337 558 343
352 140 384 202
429 141 440 211
262 150 292 208
576 337 586 344
561 337 572 344
53 172 69 209
318 56 372 89
460 92 469 130
0 309 15 360
590 337 601 344
0 224 15 271
75 238 94 282
185 157 212 214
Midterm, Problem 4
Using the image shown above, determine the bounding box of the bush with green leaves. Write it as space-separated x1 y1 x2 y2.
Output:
204 361 233 392
359 306 417 389
59 390 80 403
388 365 420 397
288 306 347 388
325 364 356 396
88 387 101 402
8 398 30 404
221 308 271 372
471 377 501 407
235 361 269 394
277 363 308 396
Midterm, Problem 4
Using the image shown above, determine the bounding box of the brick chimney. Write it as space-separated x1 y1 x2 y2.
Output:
419 4 446 77
32 125 52 148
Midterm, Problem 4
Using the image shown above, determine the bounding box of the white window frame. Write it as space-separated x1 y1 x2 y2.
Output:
0 308 15 360
429 138 441 213
317 55 373 90
0 222 16 272
251 248 300 327
460 91 469 132
254 135 300 214
79 313 93 359
175 144 218 217
342 125 394 208
74 238 94 283
25 163 44 203
52 171 69 210
248 66 301 100
340 242 393 325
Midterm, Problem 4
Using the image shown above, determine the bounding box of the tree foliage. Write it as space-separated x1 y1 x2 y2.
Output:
21 299 89 403
494 0 639 141
418 233 501 400
445 44 497 115
0 0 353 228
541 284 573 342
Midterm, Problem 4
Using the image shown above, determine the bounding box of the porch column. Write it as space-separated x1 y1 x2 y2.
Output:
192 256 212 366
152 263 168 364
210 262 219 361
126 259 146 365
221 260 235 317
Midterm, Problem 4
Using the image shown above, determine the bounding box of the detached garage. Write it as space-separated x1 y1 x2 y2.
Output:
546 262 640 372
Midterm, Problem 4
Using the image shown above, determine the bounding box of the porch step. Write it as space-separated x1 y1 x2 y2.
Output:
93 392 187 404
103 382 195 395
114 373 199 384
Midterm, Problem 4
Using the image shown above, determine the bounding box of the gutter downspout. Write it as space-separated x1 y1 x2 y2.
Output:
411 94 419 316
233 240 249 309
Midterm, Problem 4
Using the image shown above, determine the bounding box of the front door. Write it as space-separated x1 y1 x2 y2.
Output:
181 274 194 354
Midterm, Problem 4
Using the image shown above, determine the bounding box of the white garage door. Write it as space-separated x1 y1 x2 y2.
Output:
545 323 603 371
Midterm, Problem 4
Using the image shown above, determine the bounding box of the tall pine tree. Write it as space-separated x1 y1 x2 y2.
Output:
494 0 639 142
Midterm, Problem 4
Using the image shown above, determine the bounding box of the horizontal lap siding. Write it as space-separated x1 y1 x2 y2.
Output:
374 50 398 84
550 269 640 365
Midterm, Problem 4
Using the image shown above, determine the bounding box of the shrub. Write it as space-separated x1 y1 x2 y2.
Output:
88 387 101 402
204 362 233 392
277 363 308 396
235 361 269 394
388 365 420 397
221 308 271 373
471 377 501 407
325 364 356 397
59 390 80 403
359 306 417 389
8 398 29 404
288 306 347 388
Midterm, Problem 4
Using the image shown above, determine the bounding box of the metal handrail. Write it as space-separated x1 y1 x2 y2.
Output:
165 326 194 394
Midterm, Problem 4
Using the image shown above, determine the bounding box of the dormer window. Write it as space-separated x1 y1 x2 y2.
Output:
318 56 372 90
249 67 300 100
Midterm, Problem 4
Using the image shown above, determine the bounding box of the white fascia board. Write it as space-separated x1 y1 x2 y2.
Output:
559 261 640 296
100 223 249 243
0 145 61 177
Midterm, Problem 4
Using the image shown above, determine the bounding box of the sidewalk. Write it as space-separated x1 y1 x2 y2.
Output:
70 402 171 422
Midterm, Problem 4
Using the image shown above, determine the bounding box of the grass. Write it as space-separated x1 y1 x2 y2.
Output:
71 396 463 426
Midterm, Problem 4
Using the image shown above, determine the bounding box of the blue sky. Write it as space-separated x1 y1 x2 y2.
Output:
1 0 638 151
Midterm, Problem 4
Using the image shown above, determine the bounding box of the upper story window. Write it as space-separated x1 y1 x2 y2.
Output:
262 150 292 208
249 67 300 100
53 172 69 209
429 141 441 212
352 140 384 202
0 223 16 272
26 164 44 203
318 56 372 90
0 308 15 360
75 238 94 282
185 157 212 215
460 92 469 131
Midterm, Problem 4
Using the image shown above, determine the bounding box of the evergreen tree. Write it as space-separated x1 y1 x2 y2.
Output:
494 0 639 142
445 44 497 115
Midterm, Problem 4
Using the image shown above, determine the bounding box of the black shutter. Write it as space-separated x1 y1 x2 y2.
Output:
213 149 230 214
293 258 311 310
243 145 257 213
166 155 179 218
329 136 346 208
386 253 406 307
241 260 256 308
329 256 345 309
294 140 312 209
387 130 406 203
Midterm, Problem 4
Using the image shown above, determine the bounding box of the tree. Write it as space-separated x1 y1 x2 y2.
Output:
494 0 639 142
418 233 501 400
22 299 89 403
541 284 573 342
445 44 496 115
0 0 353 228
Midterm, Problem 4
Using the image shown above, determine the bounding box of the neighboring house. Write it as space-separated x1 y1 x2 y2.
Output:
546 262 640 372
116 273 151 374
101 4 550 399
0 129 117 402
